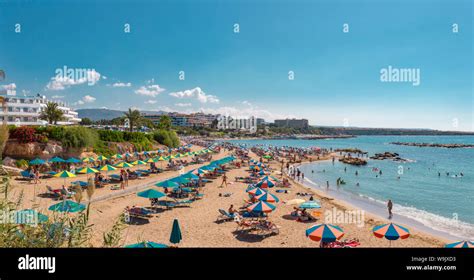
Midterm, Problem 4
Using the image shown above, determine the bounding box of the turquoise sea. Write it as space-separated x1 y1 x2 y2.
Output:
228 136 474 240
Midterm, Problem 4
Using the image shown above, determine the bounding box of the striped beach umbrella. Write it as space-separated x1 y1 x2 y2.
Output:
247 201 276 213
247 187 266 197
146 158 155 163
125 242 168 248
299 200 321 209
132 160 147 165
82 157 95 163
256 179 275 189
372 223 410 241
115 162 134 168
100 165 117 172
97 155 108 161
445 241 474 248
54 170 76 178
77 167 99 174
255 192 280 203
306 224 345 242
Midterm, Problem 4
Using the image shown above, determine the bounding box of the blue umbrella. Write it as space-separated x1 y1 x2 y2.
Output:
170 219 182 245
445 241 474 248
125 241 168 248
29 158 46 165
66 157 82 164
155 180 180 189
49 156 65 163
48 200 86 213
137 188 166 199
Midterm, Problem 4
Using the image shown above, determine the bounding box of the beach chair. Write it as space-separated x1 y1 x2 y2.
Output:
125 207 153 219
216 209 234 222
109 174 121 182
46 186 61 199
174 199 193 207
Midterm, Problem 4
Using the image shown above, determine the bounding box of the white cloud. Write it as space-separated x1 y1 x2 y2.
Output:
175 103 192 107
135 84 166 97
145 100 157 104
51 95 64 99
82 95 96 103
1 83 16 95
46 69 101 90
169 87 219 103
111 82 132 87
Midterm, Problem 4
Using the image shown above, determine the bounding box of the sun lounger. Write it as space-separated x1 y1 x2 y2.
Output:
46 185 61 198
174 199 193 207
125 207 153 219
216 209 234 222
71 181 88 188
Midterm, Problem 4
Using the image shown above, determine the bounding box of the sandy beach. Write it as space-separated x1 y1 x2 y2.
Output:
8 147 449 248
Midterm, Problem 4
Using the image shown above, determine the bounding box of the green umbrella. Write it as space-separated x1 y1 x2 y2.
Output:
171 176 190 185
115 162 134 168
48 200 86 213
132 160 147 165
29 158 46 165
100 165 117 171
170 219 182 245
125 241 168 248
77 167 99 174
137 188 166 199
155 180 180 189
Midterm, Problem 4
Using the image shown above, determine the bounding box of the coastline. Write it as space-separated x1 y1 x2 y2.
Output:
291 160 459 243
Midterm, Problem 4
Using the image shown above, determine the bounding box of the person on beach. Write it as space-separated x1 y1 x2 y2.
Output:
119 170 125 190
220 174 228 188
355 171 358 176
326 181 329 190
387 199 393 219
228 204 237 216
34 169 41 184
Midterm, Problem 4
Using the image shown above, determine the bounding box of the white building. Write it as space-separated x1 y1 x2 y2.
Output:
0 90 81 126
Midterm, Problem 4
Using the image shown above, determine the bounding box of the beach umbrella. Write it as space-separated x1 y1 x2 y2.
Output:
192 169 207 175
112 154 123 159
132 160 147 165
115 162 134 168
82 157 95 163
29 158 46 165
247 187 267 197
66 157 82 164
256 179 275 189
306 223 345 242
137 188 166 199
100 165 117 172
97 155 108 161
54 170 76 178
181 172 199 181
77 167 99 174
299 201 321 209
286 198 305 205
125 242 168 248
372 223 410 241
49 156 65 163
155 180 180 189
170 219 182 245
171 176 190 185
247 201 276 213
255 192 280 203
14 209 48 225
48 200 86 213
146 158 155 163
445 241 474 248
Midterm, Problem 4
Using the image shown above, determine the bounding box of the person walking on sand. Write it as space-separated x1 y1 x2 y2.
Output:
220 174 228 188
326 181 329 190
387 199 393 219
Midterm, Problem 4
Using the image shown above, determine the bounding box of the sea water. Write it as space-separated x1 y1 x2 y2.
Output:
228 136 474 240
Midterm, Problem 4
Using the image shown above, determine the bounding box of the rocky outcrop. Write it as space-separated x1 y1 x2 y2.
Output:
370 152 409 162
339 157 367 166
391 142 474 148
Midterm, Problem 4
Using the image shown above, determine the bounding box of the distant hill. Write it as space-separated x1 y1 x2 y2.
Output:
77 108 168 121
77 109 125 121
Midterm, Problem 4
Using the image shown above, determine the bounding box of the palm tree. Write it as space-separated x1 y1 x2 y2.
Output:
124 108 142 132
158 115 172 130
39 102 64 124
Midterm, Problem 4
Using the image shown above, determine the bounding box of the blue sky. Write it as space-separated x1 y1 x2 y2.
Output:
0 0 472 131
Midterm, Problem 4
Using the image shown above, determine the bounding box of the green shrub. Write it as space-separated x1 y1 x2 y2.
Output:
93 140 114 157
61 126 98 149
97 130 125 142
153 130 180 148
